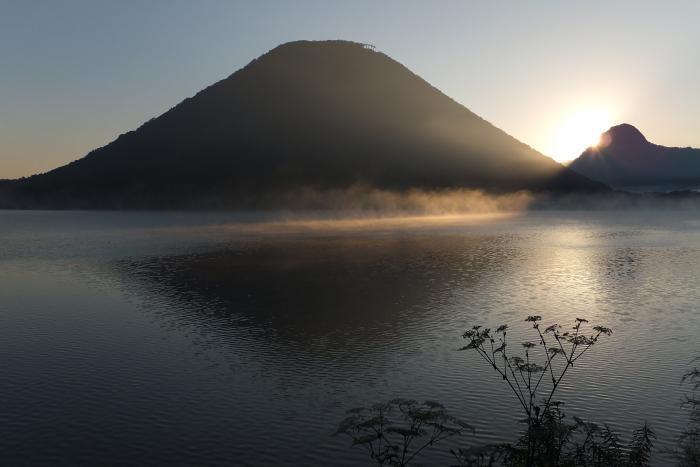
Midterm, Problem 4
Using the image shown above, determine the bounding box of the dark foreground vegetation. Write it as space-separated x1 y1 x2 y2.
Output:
337 316 699 466
678 363 700 466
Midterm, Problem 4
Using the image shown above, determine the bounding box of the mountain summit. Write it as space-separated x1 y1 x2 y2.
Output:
569 124 700 190
600 124 649 149
1 40 604 209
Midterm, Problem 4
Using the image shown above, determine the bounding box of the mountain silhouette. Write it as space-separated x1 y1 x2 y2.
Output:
569 124 700 190
1 40 605 209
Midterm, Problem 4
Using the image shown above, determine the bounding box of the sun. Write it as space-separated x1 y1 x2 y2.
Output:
548 109 614 164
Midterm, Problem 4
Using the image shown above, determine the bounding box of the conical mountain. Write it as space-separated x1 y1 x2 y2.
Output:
1 40 605 209
569 124 700 190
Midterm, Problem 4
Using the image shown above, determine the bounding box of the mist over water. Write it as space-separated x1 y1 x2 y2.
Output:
265 186 534 215
1 210 699 465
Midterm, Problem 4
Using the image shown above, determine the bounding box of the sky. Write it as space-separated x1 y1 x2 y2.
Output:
1 0 699 178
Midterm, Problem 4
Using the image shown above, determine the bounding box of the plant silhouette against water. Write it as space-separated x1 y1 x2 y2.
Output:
454 316 657 467
334 399 471 466
678 362 700 465
339 315 657 466
459 316 612 430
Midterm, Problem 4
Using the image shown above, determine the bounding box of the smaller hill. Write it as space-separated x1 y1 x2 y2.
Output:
569 124 700 191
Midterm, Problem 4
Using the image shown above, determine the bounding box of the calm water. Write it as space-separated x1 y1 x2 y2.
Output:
1 210 699 465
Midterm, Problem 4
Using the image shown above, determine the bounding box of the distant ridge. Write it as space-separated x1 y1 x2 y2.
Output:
569 124 700 191
1 40 605 209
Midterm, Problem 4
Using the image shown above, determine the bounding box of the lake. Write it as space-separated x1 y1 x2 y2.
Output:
1 210 698 465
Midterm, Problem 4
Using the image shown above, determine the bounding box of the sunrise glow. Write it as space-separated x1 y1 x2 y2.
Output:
548 108 615 164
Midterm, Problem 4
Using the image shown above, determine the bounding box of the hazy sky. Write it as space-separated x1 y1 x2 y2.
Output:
2 0 699 178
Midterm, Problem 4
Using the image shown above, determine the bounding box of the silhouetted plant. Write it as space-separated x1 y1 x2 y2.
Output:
627 422 656 466
564 417 624 465
454 316 656 466
677 363 700 466
450 403 600 466
338 316 656 466
460 316 612 430
508 402 575 466
450 407 655 467
449 444 508 467
335 398 472 466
